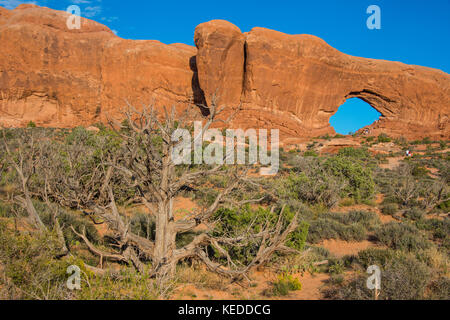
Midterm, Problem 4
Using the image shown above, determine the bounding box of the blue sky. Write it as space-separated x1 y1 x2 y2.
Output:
1 0 449 134
330 99 381 135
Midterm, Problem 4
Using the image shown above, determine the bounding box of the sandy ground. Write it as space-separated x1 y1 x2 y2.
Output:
379 156 403 170
319 239 376 258
173 268 330 300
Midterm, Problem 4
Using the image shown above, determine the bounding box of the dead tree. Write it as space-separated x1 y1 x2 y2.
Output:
5 99 304 282
1 128 70 257
62 98 304 282
1 128 46 231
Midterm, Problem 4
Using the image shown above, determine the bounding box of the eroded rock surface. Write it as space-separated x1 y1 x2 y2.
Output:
0 4 196 127
0 5 449 139
195 21 450 139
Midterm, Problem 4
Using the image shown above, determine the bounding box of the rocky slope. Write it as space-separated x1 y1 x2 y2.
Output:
1 5 449 139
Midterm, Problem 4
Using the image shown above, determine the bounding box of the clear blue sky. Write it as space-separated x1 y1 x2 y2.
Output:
1 0 449 134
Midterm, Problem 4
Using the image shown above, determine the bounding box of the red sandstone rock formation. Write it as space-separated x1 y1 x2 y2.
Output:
0 4 196 127
195 20 450 139
0 5 449 140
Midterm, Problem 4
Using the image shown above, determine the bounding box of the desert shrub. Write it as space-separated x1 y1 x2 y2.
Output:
323 156 375 201
18 126 130 209
377 133 391 143
78 266 161 300
381 203 398 216
426 277 450 300
26 121 36 128
322 211 381 231
357 248 397 269
0 201 13 218
327 259 345 275
404 207 425 221
411 165 429 177
437 199 450 212
421 137 432 145
307 218 367 244
176 264 227 291
266 273 302 296
394 136 407 146
303 150 318 157
283 172 345 208
322 275 373 300
285 155 375 205
32 201 100 246
375 222 430 252
0 221 74 300
323 254 431 300
416 218 450 240
280 199 315 221
339 198 355 207
380 164 422 206
380 255 431 300
212 206 309 264
337 147 370 159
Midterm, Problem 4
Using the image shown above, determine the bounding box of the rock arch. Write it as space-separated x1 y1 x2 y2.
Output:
195 20 450 139
0 6 448 140
330 97 381 135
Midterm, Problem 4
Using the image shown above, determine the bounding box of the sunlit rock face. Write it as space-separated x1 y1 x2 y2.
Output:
1 5 449 140
195 20 449 139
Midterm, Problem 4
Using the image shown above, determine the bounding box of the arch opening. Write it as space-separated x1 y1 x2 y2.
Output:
329 98 381 135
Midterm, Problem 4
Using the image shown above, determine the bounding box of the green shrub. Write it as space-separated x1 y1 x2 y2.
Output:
307 218 367 244
338 147 370 159
78 266 161 300
404 208 425 221
411 165 429 177
415 218 450 240
375 222 430 252
35 202 100 246
377 133 391 143
303 150 318 157
268 273 302 296
323 156 375 201
323 254 431 300
322 211 381 231
427 277 450 300
381 203 398 215
283 172 344 208
0 222 74 300
339 198 355 207
322 275 372 300
422 137 432 145
357 248 397 269
380 255 431 300
437 199 450 212
27 121 36 128
0 201 13 218
394 137 407 146
327 259 345 275
212 206 309 264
